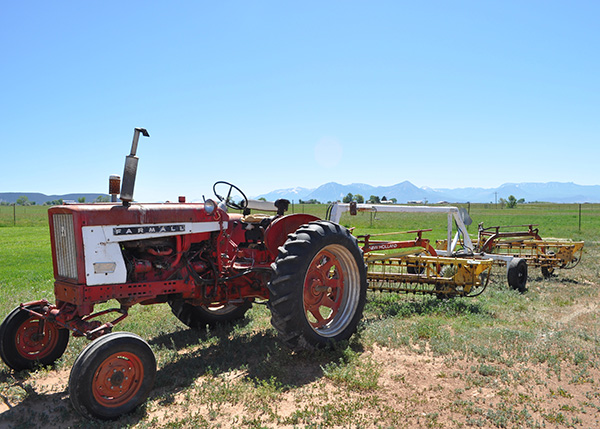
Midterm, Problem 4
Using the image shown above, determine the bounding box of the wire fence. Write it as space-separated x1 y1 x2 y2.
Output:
1 203 598 235
0 205 50 227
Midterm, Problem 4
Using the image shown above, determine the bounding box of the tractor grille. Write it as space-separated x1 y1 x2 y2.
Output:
52 213 78 279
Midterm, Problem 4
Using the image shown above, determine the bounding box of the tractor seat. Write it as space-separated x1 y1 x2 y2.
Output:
242 213 273 224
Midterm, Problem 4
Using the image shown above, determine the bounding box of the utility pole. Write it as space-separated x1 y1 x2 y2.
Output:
494 192 498 208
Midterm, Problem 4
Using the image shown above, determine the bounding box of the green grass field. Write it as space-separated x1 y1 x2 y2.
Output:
0 205 50 227
0 203 599 428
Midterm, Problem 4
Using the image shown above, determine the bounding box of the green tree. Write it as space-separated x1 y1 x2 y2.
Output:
342 193 354 203
16 196 30 206
369 195 380 204
77 197 86 203
95 195 110 202
45 199 63 206
355 194 364 203
506 195 517 208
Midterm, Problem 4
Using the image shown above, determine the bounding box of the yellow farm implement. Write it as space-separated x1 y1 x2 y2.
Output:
355 228 493 298
437 223 584 278
328 202 583 293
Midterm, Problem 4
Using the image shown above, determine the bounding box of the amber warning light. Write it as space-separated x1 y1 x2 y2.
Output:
109 175 121 202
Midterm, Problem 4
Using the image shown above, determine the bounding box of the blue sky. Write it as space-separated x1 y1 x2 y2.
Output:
1 1 598 202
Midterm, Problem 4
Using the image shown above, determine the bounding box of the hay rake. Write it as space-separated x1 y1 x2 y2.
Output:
473 223 584 278
329 203 530 292
357 228 492 298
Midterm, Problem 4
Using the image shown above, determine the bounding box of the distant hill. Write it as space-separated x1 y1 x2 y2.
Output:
256 182 600 204
3 181 599 206
0 192 109 205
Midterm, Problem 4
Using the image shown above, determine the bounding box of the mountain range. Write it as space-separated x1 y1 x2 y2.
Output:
2 181 598 206
256 181 600 204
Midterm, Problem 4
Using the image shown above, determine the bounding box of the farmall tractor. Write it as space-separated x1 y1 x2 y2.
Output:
0 128 368 419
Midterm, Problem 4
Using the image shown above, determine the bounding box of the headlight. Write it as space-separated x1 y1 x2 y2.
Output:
204 198 216 215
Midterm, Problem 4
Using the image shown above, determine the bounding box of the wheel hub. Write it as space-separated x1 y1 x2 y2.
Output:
17 319 57 359
304 250 345 329
93 352 142 406
110 370 125 387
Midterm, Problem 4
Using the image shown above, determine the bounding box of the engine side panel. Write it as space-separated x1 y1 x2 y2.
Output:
81 221 225 285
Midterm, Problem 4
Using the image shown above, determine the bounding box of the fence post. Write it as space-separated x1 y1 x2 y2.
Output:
579 203 581 232
13 203 16 226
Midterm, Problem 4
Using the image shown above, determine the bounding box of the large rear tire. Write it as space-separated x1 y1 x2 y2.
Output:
169 300 252 329
268 220 367 350
0 305 69 371
69 332 156 420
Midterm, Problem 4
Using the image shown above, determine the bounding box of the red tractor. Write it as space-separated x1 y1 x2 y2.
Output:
0 128 367 419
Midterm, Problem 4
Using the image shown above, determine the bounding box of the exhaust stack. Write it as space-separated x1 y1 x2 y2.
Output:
120 127 150 205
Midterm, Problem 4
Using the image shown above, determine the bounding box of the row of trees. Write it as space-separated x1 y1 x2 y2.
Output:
342 193 397 204
0 195 110 206
295 194 525 208
297 194 400 204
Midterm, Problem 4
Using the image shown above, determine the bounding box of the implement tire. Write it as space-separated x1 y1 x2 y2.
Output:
268 220 367 351
507 258 528 293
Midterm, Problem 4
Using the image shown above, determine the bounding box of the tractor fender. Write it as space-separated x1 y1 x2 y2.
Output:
264 214 320 258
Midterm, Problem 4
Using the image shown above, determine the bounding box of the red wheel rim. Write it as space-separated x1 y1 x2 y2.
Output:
304 249 345 329
15 317 61 360
92 352 144 408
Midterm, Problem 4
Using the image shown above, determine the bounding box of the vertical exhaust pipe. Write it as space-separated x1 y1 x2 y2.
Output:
120 127 150 206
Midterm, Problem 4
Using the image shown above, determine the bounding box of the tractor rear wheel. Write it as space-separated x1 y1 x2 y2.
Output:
69 332 156 420
507 258 528 293
269 220 367 350
169 300 252 329
0 305 69 371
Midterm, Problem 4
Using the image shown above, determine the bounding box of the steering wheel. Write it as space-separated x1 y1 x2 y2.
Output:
213 181 248 211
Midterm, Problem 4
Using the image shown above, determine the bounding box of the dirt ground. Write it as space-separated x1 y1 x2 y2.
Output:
1 340 598 428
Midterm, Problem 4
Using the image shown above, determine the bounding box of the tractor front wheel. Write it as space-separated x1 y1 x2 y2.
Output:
0 305 69 371
69 332 156 420
269 221 367 350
